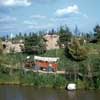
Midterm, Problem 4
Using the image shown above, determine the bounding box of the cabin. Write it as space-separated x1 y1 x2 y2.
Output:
34 56 59 72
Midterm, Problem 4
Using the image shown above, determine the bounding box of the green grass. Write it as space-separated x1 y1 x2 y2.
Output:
0 68 67 89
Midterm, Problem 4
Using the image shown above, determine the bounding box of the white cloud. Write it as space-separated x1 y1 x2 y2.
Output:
23 20 37 25
31 15 47 19
0 0 31 6
0 16 16 22
55 5 79 17
28 23 53 29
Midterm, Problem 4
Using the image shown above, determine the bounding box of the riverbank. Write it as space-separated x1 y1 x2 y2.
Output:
0 68 99 90
0 68 68 89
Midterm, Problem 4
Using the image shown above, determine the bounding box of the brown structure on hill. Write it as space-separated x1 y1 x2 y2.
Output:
43 34 59 50
2 40 24 53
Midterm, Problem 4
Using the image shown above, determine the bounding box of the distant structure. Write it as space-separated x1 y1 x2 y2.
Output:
43 34 59 50
2 40 24 53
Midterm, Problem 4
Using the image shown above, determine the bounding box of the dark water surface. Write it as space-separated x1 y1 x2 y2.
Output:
0 85 100 100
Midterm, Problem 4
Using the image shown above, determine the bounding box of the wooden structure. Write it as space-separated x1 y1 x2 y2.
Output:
34 56 59 72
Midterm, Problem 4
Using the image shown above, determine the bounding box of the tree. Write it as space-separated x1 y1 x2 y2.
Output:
57 25 72 48
0 36 6 41
65 38 88 61
74 25 80 36
6 34 9 40
29 32 32 37
0 39 3 54
24 33 46 54
19 32 22 39
38 37 46 54
94 25 100 42
0 39 9 66
24 33 27 38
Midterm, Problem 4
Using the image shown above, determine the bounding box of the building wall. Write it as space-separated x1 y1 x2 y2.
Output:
44 34 59 50
2 41 24 53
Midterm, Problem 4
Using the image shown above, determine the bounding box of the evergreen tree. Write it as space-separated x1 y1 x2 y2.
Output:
24 33 46 54
57 25 72 48
74 25 80 36
0 39 3 54
94 25 100 42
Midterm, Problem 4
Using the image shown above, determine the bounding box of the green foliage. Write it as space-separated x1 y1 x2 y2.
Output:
0 65 10 74
57 26 72 48
65 38 88 61
24 34 46 54
94 25 100 42
53 75 66 88
0 39 3 54
19 71 67 88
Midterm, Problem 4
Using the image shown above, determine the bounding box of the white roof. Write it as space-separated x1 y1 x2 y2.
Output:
34 56 59 62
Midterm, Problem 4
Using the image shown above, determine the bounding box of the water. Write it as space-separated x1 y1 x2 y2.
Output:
0 85 100 100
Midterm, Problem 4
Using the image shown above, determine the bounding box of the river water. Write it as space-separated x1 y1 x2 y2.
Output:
0 85 100 100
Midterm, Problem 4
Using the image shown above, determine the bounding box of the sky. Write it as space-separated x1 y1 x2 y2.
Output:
0 0 100 36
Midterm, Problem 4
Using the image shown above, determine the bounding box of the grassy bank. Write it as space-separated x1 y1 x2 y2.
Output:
0 66 100 90
0 67 67 89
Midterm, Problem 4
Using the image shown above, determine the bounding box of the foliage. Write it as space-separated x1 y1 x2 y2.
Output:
0 39 3 54
12 70 67 88
94 25 100 42
65 38 88 61
24 33 46 54
57 26 72 48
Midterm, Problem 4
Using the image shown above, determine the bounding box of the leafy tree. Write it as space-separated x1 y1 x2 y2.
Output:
38 37 46 54
65 38 88 61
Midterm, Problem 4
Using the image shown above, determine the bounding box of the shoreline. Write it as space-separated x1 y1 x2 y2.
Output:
0 65 99 90
0 78 98 90
0 82 65 89
0 71 67 89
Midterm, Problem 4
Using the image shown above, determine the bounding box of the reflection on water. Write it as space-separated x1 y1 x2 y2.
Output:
0 85 100 100
67 91 77 100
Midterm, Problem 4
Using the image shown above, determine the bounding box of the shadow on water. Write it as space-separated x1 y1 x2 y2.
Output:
0 85 100 100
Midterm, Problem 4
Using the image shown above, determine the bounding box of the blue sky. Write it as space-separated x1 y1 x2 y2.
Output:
0 0 100 36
